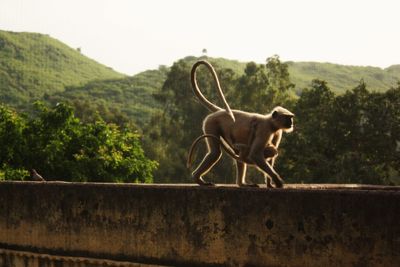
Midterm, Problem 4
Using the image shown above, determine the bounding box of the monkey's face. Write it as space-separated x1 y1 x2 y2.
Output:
282 115 294 133
273 113 294 132
272 107 294 132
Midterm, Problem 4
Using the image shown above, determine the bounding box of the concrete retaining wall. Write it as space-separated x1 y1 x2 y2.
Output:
0 181 399 266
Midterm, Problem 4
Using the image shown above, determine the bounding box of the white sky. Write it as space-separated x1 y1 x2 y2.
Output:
0 0 399 75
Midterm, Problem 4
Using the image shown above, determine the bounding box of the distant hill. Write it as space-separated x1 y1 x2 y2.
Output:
0 30 124 107
288 61 400 94
46 68 167 127
176 57 400 94
1 30 399 127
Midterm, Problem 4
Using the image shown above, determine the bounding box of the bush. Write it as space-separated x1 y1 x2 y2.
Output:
0 102 157 182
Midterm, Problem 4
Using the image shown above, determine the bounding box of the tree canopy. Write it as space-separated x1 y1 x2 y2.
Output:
0 102 157 182
144 57 400 185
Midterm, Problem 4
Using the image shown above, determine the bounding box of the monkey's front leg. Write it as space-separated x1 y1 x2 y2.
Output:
250 151 284 188
235 161 258 187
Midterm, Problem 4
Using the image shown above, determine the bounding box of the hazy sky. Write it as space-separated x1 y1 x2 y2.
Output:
1 0 399 75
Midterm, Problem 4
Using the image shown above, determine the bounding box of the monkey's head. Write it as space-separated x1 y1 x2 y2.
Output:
271 106 294 133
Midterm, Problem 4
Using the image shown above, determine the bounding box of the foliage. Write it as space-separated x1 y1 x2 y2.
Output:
0 165 29 181
45 69 168 128
279 81 400 185
233 55 295 113
0 103 157 182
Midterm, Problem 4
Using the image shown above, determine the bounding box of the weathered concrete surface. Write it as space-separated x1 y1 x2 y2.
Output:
0 182 399 267
0 248 163 267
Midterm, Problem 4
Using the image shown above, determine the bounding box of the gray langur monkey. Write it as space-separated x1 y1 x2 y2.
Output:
189 60 294 188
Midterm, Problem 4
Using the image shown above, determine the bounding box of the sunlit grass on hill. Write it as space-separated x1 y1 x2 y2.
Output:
288 61 400 94
1 30 399 129
0 30 124 107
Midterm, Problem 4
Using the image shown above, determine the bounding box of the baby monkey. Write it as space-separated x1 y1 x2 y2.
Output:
188 60 294 188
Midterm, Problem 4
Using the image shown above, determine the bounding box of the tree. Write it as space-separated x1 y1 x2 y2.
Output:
265 55 295 108
0 103 157 182
234 62 270 112
0 104 27 180
279 80 336 183
146 58 238 183
233 56 295 114
279 80 400 185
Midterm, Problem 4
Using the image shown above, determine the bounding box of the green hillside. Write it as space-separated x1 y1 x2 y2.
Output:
0 30 124 107
288 62 400 94
46 68 167 127
46 56 245 127
178 57 400 94
1 30 399 127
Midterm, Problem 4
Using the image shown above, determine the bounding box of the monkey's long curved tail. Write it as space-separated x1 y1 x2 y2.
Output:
191 60 235 122
187 134 242 169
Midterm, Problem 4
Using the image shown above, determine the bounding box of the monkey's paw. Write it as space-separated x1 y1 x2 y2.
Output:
196 178 215 186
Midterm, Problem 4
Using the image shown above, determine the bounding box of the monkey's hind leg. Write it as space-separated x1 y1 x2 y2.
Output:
192 137 222 186
265 174 274 188
236 161 258 187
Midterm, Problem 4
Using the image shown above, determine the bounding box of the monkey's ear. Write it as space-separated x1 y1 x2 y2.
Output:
272 111 278 119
